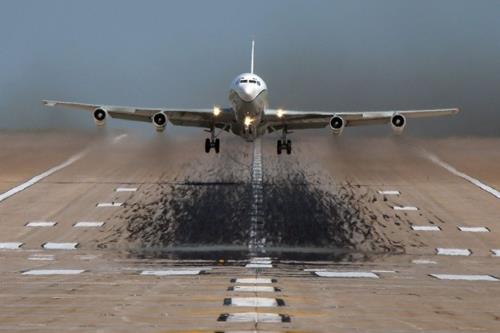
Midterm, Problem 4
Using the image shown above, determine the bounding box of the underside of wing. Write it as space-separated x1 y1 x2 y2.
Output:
43 100 234 130
264 108 459 133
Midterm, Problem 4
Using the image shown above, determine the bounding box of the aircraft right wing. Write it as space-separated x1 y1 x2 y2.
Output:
264 108 459 133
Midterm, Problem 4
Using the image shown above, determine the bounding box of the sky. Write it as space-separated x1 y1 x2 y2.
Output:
0 0 499 136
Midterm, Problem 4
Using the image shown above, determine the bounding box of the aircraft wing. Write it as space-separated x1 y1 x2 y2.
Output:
264 108 459 131
42 100 234 129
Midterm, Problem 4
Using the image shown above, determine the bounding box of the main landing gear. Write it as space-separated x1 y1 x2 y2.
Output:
205 128 220 153
277 128 292 155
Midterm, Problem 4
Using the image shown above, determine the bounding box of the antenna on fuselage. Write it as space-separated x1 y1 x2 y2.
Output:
250 40 255 74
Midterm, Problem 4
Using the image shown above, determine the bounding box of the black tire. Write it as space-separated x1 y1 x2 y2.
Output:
205 138 211 153
286 140 292 155
214 138 220 154
277 140 282 155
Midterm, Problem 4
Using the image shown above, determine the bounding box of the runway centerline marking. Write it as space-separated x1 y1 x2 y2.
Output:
0 152 85 204
378 190 400 195
115 187 137 192
112 133 128 144
314 271 379 279
22 269 85 275
412 225 441 231
223 297 284 307
430 274 498 281
217 312 290 323
458 226 489 233
394 206 418 211
74 221 104 228
423 150 500 199
96 202 123 207
140 269 204 276
42 242 79 250
248 138 265 254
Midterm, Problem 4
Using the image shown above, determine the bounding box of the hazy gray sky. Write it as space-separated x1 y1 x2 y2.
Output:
0 0 499 136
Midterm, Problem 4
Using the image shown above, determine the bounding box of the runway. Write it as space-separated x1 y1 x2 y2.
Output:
1 129 500 332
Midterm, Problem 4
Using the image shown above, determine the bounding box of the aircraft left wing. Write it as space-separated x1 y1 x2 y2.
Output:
42 100 234 130
264 108 459 132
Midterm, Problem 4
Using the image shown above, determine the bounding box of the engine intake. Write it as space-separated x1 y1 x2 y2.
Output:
391 114 406 134
329 116 345 135
152 112 167 132
93 108 107 126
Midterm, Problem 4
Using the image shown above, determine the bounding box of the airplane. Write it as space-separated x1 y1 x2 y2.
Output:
43 41 459 155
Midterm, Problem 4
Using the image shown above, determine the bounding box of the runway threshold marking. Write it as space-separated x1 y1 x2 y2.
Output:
28 254 55 261
223 297 284 307
430 274 498 281
22 269 85 275
378 190 400 195
314 271 379 278
0 152 85 204
228 285 277 292
73 221 104 227
0 242 23 249
412 225 441 231
42 242 79 250
458 226 490 232
115 187 137 192
217 312 290 323
436 248 471 256
231 278 276 284
412 259 437 265
26 221 56 227
96 202 123 207
140 269 204 276
423 151 500 199
393 206 418 211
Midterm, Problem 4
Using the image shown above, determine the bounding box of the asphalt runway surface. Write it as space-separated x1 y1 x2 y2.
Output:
1 129 500 332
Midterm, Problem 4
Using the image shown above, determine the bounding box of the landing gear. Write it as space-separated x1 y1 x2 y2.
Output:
277 128 292 155
205 128 220 154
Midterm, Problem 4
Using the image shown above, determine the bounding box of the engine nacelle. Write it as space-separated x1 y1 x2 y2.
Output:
391 114 406 134
329 116 345 136
93 108 107 126
152 112 167 132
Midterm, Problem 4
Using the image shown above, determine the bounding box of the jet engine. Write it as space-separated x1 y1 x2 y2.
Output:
329 116 345 135
93 108 107 126
152 112 167 132
391 114 406 134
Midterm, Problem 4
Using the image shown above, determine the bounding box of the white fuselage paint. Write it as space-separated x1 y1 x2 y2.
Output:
228 73 268 142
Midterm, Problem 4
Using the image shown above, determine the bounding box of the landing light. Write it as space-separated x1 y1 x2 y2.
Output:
213 106 221 116
244 116 254 127
277 109 284 118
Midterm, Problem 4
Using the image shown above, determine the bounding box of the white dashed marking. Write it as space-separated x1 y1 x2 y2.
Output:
0 242 23 249
219 312 286 323
378 190 400 195
245 263 273 268
22 269 85 275
315 271 379 279
232 286 276 292
115 187 137 192
74 221 104 228
226 297 279 307
413 259 437 265
431 274 498 281
140 270 203 276
42 242 78 250
393 206 418 211
0 152 85 203
26 221 56 227
412 225 441 231
436 248 471 256
458 226 489 233
96 202 122 207
233 278 274 284
491 249 500 257
112 134 128 144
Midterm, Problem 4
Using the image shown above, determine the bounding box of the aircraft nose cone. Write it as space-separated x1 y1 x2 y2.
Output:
238 86 256 102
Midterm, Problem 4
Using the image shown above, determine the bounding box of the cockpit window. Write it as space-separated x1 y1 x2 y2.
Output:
249 80 256 83
240 79 248 83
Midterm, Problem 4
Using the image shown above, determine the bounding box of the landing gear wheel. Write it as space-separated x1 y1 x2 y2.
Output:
277 140 282 155
214 138 220 154
205 138 211 153
286 140 292 155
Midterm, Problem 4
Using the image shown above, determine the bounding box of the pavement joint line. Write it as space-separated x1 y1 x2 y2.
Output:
436 248 471 256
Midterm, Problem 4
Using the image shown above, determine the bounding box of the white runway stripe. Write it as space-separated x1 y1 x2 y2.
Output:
233 278 274 284
42 242 78 250
96 202 122 207
436 248 471 256
140 270 203 276
115 187 137 192
22 269 84 275
232 286 276 292
218 312 287 323
74 221 104 227
393 206 418 211
28 254 55 261
26 221 56 227
0 152 85 203
491 249 500 257
0 242 23 249
431 274 498 281
412 225 441 231
314 271 379 278
424 151 500 199
225 297 279 307
458 226 489 232
112 134 128 144
378 190 400 195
